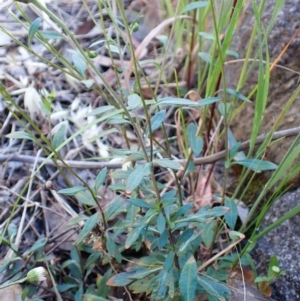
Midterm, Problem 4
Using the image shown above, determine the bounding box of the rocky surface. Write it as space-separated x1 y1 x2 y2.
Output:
252 187 300 301
225 0 300 165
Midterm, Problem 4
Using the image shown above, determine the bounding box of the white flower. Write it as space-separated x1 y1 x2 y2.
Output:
24 86 44 119
27 267 48 283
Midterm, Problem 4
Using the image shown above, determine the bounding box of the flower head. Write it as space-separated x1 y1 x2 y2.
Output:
27 267 48 283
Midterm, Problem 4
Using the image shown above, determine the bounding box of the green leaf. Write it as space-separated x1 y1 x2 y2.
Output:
52 123 66 149
162 190 177 207
39 30 62 39
158 229 168 249
127 198 155 209
218 102 231 117
106 198 124 220
201 220 216 247
226 88 251 103
84 252 101 270
107 43 121 54
198 52 211 63
106 272 134 287
157 213 166 234
234 158 278 171
125 225 144 249
94 167 107 191
254 276 270 283
197 275 231 298
84 295 109 301
56 283 78 292
75 213 99 245
148 110 166 134
164 252 174 271
128 267 162 280
126 163 152 193
6 131 35 141
156 97 201 107
176 206 228 224
179 256 197 301
96 269 113 297
226 49 239 59
199 32 215 40
156 35 168 46
68 49 86 77
81 79 94 89
181 1 209 13
128 94 141 109
177 228 194 245
28 17 41 47
224 198 238 229
150 272 169 299
229 142 241 159
268 142 300 187
153 159 183 170
130 279 151 294
88 105 114 116
198 97 221 106
174 203 193 218
75 285 84 301
24 237 47 255
187 123 203 155
75 190 97 206
58 186 86 195
155 97 220 108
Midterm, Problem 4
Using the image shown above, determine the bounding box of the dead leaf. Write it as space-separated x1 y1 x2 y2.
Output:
0 284 23 301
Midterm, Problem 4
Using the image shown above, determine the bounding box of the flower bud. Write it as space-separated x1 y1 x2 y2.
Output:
27 267 48 283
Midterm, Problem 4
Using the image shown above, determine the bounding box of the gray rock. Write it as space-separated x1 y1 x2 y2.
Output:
252 187 300 300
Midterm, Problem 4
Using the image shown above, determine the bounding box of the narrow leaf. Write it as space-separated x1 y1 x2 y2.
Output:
68 50 86 77
40 30 62 40
153 159 183 170
235 159 278 171
126 164 152 193
157 229 168 249
128 267 162 280
75 213 99 245
127 198 155 209
187 123 203 155
94 167 107 191
24 237 47 255
6 131 35 141
58 186 86 195
226 88 251 103
198 52 211 63
52 123 66 149
199 32 215 40
156 98 201 107
181 1 209 13
149 110 166 133
75 190 97 206
224 198 238 229
106 272 134 287
106 198 124 220
157 213 166 234
84 294 109 301
28 17 41 47
125 226 144 249
197 276 231 298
